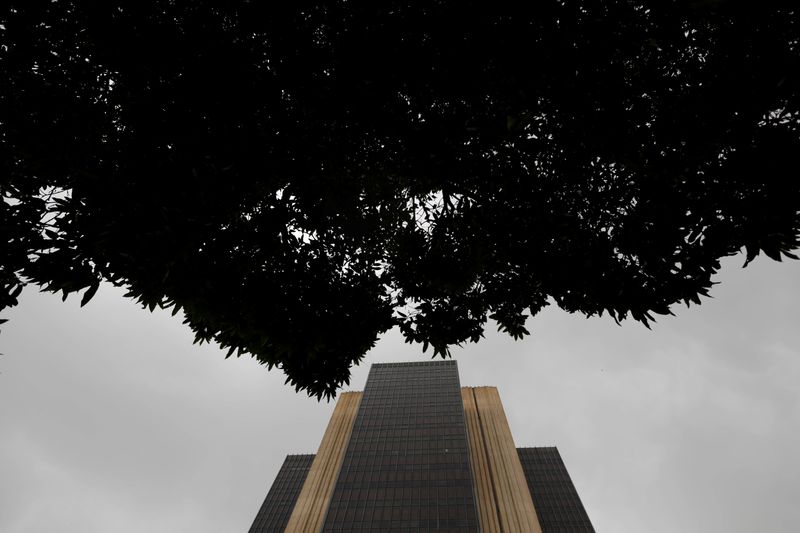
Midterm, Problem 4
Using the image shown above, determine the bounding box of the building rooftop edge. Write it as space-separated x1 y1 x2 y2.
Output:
371 360 458 368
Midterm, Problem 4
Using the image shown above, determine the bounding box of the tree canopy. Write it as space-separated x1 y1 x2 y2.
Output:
2 1 798 397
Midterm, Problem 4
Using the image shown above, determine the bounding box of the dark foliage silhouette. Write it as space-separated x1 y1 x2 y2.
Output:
2 1 798 397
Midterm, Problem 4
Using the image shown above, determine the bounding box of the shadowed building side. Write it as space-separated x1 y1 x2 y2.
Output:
517 448 595 533
248 454 315 533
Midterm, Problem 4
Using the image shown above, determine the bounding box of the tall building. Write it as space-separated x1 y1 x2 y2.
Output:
249 361 594 532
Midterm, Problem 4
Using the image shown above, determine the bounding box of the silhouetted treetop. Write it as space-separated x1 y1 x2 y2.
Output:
2 1 798 397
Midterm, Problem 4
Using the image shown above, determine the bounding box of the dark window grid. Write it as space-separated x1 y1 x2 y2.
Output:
518 448 594 533
338 458 473 472
352 416 466 426
358 408 457 417
348 427 467 438
349 434 469 445
249 454 314 533
323 362 479 531
347 435 468 446
350 423 467 433
338 453 472 467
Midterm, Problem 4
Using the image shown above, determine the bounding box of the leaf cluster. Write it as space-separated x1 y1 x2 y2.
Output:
2 1 798 397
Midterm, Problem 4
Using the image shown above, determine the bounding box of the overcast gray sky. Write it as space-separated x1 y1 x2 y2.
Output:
1 254 799 533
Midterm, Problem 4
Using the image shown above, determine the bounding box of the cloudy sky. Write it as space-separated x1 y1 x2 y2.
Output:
1 253 799 533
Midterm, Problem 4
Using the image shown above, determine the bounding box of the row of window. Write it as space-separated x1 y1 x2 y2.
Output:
330 486 474 502
339 453 471 465
249 455 314 533
349 433 468 443
326 503 477 522
336 469 473 484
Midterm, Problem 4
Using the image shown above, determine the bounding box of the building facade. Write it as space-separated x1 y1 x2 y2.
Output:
249 361 594 532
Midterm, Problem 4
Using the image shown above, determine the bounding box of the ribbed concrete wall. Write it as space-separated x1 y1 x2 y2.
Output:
462 386 502 533
284 391 361 533
462 387 543 533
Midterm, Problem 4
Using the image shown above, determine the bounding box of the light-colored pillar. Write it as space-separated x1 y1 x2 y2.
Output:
284 391 361 533
462 387 543 533
462 387 503 533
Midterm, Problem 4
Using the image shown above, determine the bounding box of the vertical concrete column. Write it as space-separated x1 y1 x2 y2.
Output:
462 387 502 533
284 391 361 533
463 387 543 533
